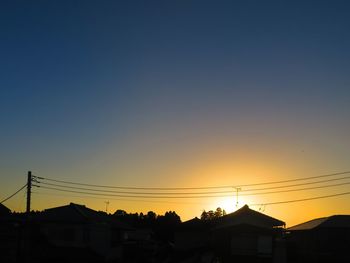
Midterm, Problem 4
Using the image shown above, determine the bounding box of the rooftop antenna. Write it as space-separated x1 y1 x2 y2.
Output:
104 201 110 213
233 187 241 208
259 204 266 212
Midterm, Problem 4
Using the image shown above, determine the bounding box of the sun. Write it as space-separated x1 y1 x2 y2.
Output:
215 197 237 214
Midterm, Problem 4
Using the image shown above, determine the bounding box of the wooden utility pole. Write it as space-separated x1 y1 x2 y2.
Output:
26 171 32 214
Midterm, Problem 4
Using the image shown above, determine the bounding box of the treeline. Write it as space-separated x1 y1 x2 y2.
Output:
112 210 181 242
113 210 181 226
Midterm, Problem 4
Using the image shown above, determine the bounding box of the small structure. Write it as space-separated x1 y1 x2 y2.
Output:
287 215 350 263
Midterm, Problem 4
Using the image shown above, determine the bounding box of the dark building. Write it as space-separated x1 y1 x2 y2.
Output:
212 205 285 263
0 204 22 263
287 215 350 263
0 203 11 216
174 205 286 263
22 203 132 262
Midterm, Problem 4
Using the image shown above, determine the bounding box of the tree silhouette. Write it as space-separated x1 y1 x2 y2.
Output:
201 207 226 220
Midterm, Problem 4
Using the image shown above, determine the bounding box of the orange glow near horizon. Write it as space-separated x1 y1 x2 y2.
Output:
3 159 350 228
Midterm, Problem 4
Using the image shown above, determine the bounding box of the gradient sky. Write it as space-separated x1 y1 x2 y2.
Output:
1 0 350 226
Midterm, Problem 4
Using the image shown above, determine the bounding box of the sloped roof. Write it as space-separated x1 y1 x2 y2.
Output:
36 203 131 229
214 205 285 229
39 203 105 223
177 217 211 231
0 203 11 215
288 215 350 231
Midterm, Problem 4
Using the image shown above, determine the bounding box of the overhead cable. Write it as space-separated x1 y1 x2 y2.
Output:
241 181 350 196
32 191 207 205
36 177 350 196
242 176 350 192
249 191 350 206
34 185 232 199
0 184 27 204
34 170 350 190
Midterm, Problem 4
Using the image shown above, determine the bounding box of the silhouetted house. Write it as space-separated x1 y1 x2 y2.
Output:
212 205 285 263
173 217 213 262
29 203 132 262
175 217 211 251
174 205 285 263
0 205 21 263
287 215 350 263
0 203 11 216
123 228 158 263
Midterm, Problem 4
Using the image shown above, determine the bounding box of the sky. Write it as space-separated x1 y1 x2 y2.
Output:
1 0 350 227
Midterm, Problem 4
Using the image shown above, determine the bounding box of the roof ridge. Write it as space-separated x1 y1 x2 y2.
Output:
70 203 89 219
288 217 329 230
223 204 285 226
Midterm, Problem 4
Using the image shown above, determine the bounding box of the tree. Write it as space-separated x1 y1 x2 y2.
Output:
214 207 223 218
146 211 157 221
114 209 127 217
201 210 208 220
200 207 226 220
162 211 181 224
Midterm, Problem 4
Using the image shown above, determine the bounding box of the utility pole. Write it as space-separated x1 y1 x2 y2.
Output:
26 171 32 214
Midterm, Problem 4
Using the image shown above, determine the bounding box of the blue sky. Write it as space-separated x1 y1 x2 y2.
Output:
1 0 350 224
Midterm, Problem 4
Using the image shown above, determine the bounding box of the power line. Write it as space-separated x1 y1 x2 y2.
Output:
34 179 350 200
249 191 350 206
32 191 207 205
35 171 350 191
240 181 350 196
238 171 350 187
35 176 350 196
0 184 27 204
35 176 232 190
31 172 350 209
34 185 233 199
37 182 231 195
35 170 350 190
241 176 350 192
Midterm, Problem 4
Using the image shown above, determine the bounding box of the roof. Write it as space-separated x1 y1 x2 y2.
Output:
288 215 350 231
177 217 211 231
35 203 131 229
214 205 285 229
0 203 11 215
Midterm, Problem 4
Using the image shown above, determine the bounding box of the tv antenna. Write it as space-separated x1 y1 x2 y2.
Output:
233 187 241 208
104 201 110 213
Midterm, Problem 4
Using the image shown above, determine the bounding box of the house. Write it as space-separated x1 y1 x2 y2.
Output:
212 205 285 263
26 203 132 262
0 203 11 216
173 217 218 263
286 215 350 263
0 205 21 263
122 228 158 263
174 205 285 263
175 217 211 251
